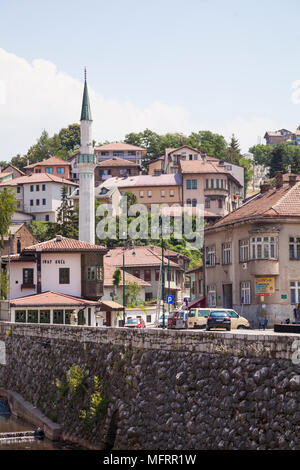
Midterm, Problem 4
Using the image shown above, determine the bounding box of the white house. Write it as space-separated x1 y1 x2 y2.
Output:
0 173 78 222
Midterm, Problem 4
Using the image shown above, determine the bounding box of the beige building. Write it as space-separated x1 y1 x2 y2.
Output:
180 159 243 217
94 142 147 165
97 174 182 209
204 172 300 327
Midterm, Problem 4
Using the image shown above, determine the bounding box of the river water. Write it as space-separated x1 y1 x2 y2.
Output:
0 415 85 450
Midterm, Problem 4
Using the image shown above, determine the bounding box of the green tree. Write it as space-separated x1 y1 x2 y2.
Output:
248 144 273 166
56 186 78 238
269 143 290 177
58 124 80 152
125 281 143 307
112 268 122 300
239 157 253 195
0 188 17 298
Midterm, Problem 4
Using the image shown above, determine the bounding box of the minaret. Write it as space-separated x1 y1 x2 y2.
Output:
77 69 97 244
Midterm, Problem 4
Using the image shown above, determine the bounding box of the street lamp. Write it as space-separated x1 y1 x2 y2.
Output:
122 235 135 326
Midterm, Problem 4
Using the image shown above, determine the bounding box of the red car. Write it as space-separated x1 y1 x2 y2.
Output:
124 318 145 328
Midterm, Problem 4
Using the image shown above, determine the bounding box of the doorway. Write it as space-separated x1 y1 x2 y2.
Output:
106 311 111 327
223 284 233 308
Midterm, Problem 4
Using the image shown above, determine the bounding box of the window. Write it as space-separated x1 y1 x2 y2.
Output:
210 179 214 188
17 186 21 193
57 168 65 174
40 310 50 324
42 199 46 205
194 155 198 160
140 190 144 198
128 151 136 156
250 236 278 259
290 281 300 304
36 199 40 206
186 180 191 190
161 190 165 197
133 269 140 278
207 285 216 307
42 184 46 191
53 310 64 324
189 154 193 160
186 199 191 206
144 269 151 282
30 185 34 192
216 179 220 188
240 282 251 305
35 169 41 173
205 198 210 208
221 179 224 189
86 266 103 281
146 315 152 323
145 293 153 301
205 179 209 189
30 199 33 206
28 310 38 323
192 199 197 207
222 243 231 265
148 190 152 197
15 310 26 323
155 269 160 281
289 237 300 260
36 185 39 191
192 179 197 189
206 246 216 267
46 168 53 174
218 199 223 208
59 268 70 284
23 268 34 286
65 310 73 325
170 190 174 197
45 215 49 221
239 240 249 262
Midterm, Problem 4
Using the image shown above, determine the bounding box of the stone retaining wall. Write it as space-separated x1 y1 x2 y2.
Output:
0 323 299 450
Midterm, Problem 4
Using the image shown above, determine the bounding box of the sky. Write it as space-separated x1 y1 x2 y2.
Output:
1 0 300 160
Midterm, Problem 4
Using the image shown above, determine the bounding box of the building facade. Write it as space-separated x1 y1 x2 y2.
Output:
204 173 300 327
24 156 71 179
94 142 146 165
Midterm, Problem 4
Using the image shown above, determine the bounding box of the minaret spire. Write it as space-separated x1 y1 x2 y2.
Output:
80 68 92 121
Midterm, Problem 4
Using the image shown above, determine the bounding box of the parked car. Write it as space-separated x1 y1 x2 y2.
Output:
188 308 250 330
167 310 188 329
124 318 145 328
206 311 231 331
158 314 169 328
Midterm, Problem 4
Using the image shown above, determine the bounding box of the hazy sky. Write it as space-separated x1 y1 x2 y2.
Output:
1 0 300 159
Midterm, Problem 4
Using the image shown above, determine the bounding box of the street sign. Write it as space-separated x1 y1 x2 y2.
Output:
166 295 173 304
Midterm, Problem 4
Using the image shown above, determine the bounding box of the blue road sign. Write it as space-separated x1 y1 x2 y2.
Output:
166 295 174 304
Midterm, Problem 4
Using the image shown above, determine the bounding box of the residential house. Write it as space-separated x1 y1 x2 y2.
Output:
94 142 147 165
2 235 108 326
0 164 25 179
24 156 71 179
264 129 296 145
0 173 78 222
71 184 121 216
105 245 185 304
2 224 37 256
95 157 141 185
180 159 243 217
148 156 165 175
204 172 300 327
97 174 182 209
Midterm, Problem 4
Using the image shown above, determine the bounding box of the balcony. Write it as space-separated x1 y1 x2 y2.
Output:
249 259 279 276
204 188 228 197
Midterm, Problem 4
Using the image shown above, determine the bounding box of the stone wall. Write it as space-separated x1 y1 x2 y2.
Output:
0 323 299 450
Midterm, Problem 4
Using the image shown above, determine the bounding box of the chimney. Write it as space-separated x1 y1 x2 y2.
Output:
275 171 283 189
289 174 297 187
260 183 271 194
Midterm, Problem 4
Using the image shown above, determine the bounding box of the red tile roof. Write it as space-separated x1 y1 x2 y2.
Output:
104 259 151 287
210 182 300 229
180 160 230 175
95 142 146 152
24 156 71 168
10 291 98 307
0 173 78 187
23 236 107 253
105 245 183 269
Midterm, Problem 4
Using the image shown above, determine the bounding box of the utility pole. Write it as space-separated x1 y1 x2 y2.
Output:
122 250 125 326
168 255 170 314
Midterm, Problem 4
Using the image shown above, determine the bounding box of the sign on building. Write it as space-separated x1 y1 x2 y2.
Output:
255 277 275 296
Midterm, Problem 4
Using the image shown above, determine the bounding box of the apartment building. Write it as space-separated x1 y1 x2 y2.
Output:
0 173 78 222
24 156 71 179
94 142 147 165
97 174 182 209
264 128 296 145
204 172 300 327
180 160 243 217
95 157 141 185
